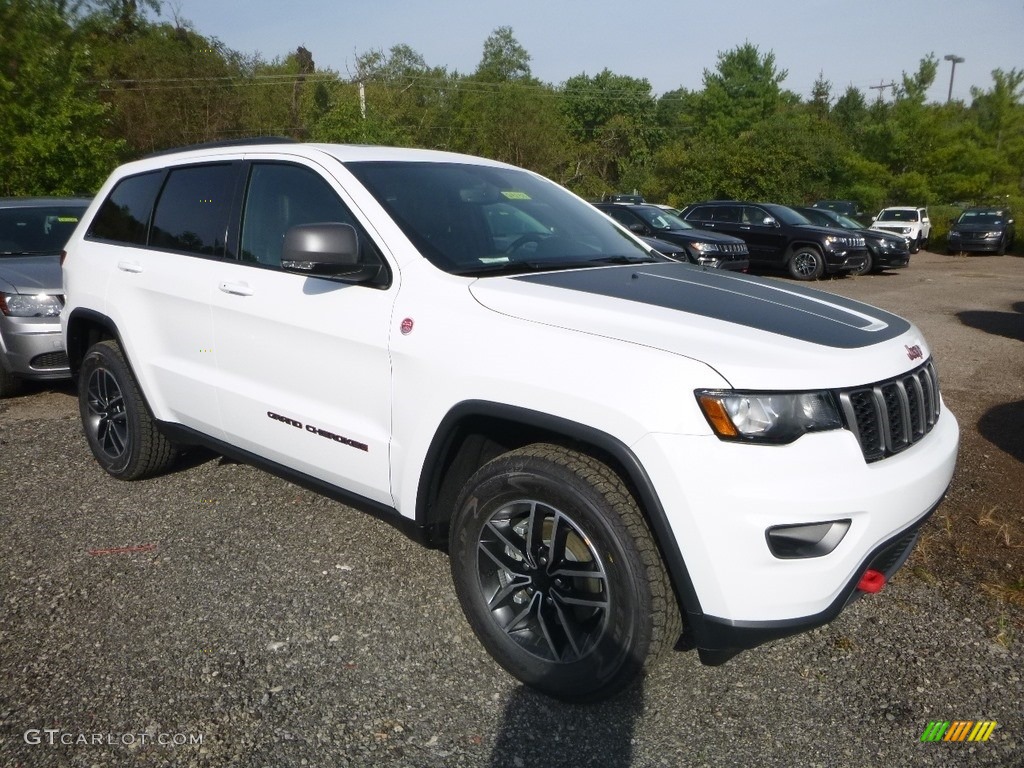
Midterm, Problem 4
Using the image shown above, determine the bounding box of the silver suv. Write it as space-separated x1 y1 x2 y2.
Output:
0 197 90 397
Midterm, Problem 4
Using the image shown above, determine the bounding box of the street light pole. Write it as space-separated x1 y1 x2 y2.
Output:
944 54 965 103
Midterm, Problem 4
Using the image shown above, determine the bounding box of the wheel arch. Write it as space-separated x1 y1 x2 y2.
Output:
416 399 705 627
65 308 123 376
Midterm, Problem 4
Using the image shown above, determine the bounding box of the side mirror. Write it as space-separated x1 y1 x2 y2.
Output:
281 223 380 283
762 216 778 227
628 223 647 234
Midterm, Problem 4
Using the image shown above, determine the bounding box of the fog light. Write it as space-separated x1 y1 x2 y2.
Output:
766 520 851 559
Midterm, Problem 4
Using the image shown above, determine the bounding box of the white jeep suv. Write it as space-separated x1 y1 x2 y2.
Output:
870 206 932 253
61 141 959 701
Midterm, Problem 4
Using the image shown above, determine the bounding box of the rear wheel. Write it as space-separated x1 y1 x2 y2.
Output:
79 340 178 480
788 247 824 280
449 444 680 702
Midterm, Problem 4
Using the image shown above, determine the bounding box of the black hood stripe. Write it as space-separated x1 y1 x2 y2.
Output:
512 263 911 349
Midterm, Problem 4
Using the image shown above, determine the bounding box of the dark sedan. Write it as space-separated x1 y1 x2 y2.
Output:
594 203 749 271
947 207 1015 255
796 206 910 275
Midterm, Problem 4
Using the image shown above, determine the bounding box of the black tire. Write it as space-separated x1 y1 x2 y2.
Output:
910 236 920 254
851 251 873 277
0 364 25 399
787 247 824 280
996 236 1006 256
449 444 681 702
79 340 178 480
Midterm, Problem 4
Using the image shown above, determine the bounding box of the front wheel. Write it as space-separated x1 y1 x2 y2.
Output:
449 444 680 702
788 247 825 280
79 340 178 480
851 251 873 276
910 236 921 254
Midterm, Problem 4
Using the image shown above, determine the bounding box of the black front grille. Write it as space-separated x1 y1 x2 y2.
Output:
720 243 749 255
838 359 941 462
30 351 70 370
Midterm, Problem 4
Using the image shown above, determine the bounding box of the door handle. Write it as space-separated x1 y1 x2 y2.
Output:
117 260 143 273
219 281 254 297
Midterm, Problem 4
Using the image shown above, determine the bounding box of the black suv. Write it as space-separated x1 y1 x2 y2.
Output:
678 201 868 280
595 203 750 271
947 207 1016 254
796 206 910 275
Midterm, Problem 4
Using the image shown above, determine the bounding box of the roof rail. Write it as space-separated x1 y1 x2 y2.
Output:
143 136 297 158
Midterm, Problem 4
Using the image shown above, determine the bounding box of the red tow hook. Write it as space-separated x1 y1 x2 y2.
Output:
857 569 886 594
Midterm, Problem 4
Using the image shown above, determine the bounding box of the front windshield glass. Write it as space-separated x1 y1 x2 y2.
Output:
879 209 918 222
836 214 865 229
958 210 1005 224
631 206 694 231
0 204 87 256
346 161 656 275
763 205 811 226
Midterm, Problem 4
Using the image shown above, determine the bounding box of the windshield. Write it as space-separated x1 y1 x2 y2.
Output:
0 204 87 256
631 206 694 231
763 205 811 226
958 210 1007 225
878 209 919 222
346 161 656 275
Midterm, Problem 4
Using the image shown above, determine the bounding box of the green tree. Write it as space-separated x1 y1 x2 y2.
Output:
560 69 659 197
0 0 122 195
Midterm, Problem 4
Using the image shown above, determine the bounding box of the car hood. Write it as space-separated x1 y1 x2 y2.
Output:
469 262 927 390
952 223 1006 234
858 228 906 245
0 254 62 294
652 228 746 245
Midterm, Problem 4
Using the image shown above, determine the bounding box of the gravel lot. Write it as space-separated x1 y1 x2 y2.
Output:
1 250 1022 767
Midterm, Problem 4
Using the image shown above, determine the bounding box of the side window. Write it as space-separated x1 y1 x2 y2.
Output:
87 171 163 245
684 206 711 222
741 206 767 225
151 164 236 257
713 206 741 224
240 163 379 268
605 209 638 229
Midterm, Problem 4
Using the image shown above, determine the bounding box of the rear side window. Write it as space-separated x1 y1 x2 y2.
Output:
151 164 237 257
87 171 163 245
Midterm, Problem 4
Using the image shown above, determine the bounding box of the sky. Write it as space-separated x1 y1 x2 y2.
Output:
171 0 1023 104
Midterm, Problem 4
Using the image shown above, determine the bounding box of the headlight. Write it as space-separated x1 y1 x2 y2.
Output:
898 226 912 235
0 292 63 318
690 241 721 253
983 231 1001 239
696 390 843 444
876 238 893 249
948 230 961 238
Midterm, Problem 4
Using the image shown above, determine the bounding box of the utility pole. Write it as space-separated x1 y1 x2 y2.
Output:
869 80 897 101
944 54 965 103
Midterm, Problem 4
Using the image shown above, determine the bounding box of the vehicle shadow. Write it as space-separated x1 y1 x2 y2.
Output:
956 302 1024 342
977 400 1024 464
488 682 645 767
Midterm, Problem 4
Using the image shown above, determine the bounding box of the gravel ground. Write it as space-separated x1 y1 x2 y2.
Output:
1 250 1022 767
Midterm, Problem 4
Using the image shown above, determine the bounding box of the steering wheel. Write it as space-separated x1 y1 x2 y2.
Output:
505 232 552 253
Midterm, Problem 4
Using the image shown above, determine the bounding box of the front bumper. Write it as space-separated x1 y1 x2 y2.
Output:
0 315 70 380
824 247 870 273
870 244 911 269
948 235 1003 253
633 403 959 653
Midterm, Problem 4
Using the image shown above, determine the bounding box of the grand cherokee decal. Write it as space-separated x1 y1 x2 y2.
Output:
267 411 369 452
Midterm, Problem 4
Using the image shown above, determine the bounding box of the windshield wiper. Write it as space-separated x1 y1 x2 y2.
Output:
454 254 657 277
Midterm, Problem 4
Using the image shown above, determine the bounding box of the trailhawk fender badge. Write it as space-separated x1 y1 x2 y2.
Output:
400 317 414 335
906 344 924 361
